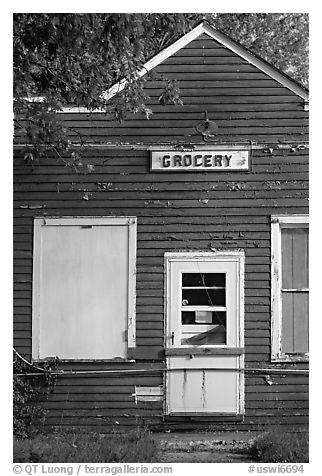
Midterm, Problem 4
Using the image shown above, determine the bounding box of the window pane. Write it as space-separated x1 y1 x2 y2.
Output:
182 311 196 324
281 230 293 289
182 273 225 287
182 311 226 326
181 325 226 345
281 292 294 353
282 291 309 354
292 229 309 288
182 288 226 306
282 228 309 289
293 292 309 353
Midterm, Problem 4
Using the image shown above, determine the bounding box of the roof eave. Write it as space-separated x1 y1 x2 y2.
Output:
102 21 308 102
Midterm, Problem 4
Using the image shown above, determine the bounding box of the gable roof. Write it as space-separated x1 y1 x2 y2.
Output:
62 20 308 113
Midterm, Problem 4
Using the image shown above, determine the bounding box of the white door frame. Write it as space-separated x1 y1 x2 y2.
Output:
164 251 245 415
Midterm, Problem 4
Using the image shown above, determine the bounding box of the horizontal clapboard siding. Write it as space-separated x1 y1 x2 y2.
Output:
14 35 308 144
13 147 309 429
13 31 308 431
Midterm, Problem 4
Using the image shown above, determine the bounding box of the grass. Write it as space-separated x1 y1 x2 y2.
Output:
248 428 309 463
13 428 160 463
13 426 309 464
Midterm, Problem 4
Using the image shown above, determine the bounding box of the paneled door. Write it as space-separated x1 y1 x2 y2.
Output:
165 252 245 415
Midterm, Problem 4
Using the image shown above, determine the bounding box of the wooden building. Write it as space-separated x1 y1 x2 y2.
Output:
13 21 309 431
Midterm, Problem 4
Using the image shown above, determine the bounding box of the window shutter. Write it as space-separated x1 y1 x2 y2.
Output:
281 227 309 354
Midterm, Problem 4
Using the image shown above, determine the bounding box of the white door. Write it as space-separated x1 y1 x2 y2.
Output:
165 252 244 415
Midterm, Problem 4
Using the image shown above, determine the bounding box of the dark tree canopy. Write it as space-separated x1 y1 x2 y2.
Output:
13 13 308 156
212 13 308 88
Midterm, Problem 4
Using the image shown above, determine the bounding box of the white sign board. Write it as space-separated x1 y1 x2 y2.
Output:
151 150 249 172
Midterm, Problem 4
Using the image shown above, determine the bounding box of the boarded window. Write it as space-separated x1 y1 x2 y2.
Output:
271 215 309 361
32 217 136 360
281 227 309 354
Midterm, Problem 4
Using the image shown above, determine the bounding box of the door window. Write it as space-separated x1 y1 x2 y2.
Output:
181 272 227 345
165 252 243 349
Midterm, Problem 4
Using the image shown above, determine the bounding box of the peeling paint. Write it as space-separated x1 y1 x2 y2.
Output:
264 375 274 386
19 204 46 209
82 192 92 201
201 369 206 408
229 182 243 191
144 200 169 207
168 235 180 241
97 182 109 189
182 369 187 408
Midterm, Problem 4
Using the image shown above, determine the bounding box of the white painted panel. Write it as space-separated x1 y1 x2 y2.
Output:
167 355 239 413
134 387 163 402
38 224 129 359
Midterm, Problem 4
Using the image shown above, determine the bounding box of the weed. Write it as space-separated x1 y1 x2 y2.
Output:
13 428 160 463
248 428 309 463
13 352 58 438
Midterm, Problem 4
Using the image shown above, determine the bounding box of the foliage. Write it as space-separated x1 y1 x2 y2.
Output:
13 13 308 157
13 428 160 463
13 14 189 115
212 13 309 88
13 352 59 438
249 428 309 463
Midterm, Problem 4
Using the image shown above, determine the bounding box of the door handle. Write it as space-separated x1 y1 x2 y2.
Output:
171 332 174 345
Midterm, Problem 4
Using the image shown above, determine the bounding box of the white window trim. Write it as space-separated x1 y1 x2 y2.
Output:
164 250 245 349
32 216 137 361
271 214 309 362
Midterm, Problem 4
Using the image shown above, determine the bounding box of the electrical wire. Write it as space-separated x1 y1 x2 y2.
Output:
13 347 50 374
13 348 308 377
14 366 309 377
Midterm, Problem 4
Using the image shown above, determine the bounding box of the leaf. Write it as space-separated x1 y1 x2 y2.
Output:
86 164 95 173
24 152 34 164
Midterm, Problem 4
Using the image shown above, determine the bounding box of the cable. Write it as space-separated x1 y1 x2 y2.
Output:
13 347 50 374
14 367 309 377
